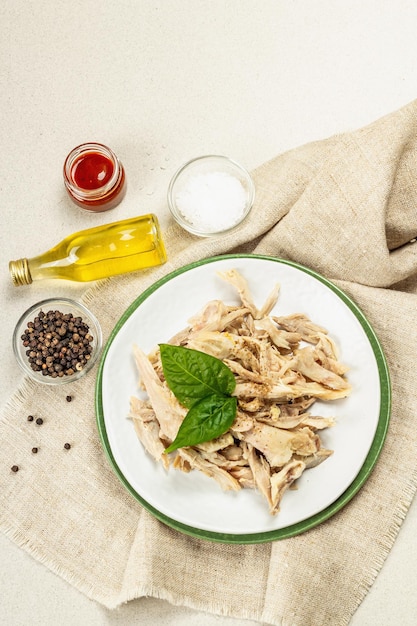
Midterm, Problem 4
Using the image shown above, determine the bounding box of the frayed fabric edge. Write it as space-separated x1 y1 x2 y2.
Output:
341 468 417 625
112 583 271 624
0 525 121 610
0 375 39 417
80 277 111 307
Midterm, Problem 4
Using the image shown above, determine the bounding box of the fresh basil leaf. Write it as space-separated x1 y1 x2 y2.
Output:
165 394 237 453
159 344 236 408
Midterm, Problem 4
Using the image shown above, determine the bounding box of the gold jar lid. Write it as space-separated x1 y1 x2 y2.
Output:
9 259 32 286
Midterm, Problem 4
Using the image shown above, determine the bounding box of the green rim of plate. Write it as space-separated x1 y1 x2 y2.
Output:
95 254 391 544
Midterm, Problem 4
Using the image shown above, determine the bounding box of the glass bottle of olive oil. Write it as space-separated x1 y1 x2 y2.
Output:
9 214 167 286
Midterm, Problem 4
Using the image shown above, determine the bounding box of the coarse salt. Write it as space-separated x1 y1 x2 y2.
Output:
175 171 247 233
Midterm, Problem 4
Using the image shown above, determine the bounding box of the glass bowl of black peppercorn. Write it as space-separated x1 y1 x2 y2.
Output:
13 298 102 385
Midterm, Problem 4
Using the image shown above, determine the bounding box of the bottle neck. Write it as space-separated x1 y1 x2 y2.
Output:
9 258 33 286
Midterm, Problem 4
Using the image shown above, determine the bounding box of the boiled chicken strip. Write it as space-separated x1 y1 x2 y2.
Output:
130 398 169 467
129 395 155 422
278 397 316 416
178 448 241 491
257 283 281 318
293 448 333 469
293 346 350 391
218 269 280 320
270 460 306 514
217 269 260 318
221 444 245 461
273 313 328 343
198 449 248 471
232 418 320 468
257 411 335 430
229 466 255 488
234 380 350 401
188 300 228 332
315 334 349 376
196 432 234 453
255 317 301 351
242 442 272 507
133 344 185 441
187 330 238 360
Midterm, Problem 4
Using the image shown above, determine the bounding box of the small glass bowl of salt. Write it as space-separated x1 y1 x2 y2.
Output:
167 155 255 237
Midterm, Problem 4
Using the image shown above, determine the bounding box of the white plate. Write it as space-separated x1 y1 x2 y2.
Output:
96 255 391 543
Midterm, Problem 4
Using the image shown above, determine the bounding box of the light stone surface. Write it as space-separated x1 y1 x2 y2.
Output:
1 1 417 624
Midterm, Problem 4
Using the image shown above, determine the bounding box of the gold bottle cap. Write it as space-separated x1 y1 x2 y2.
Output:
9 258 32 286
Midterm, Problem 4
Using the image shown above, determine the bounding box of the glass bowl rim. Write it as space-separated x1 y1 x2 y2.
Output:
167 154 255 237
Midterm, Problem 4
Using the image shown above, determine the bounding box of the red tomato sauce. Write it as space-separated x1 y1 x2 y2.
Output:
71 152 114 190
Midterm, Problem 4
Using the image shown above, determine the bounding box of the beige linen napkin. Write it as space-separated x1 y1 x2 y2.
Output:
2 100 417 626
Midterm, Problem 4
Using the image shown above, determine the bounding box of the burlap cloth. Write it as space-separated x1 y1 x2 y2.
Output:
2 100 417 626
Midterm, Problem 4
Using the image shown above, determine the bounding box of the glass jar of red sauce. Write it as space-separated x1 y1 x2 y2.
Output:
63 142 126 211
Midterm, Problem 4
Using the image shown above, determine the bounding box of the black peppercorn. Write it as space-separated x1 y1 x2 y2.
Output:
32 447 38 454
35 418 43 425
20 309 94 379
11 465 19 472
27 415 34 422
66 395 72 402
64 443 71 450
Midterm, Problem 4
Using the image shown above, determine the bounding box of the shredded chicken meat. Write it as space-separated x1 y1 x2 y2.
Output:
129 269 351 515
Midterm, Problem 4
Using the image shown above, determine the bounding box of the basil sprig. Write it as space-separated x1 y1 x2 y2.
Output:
159 344 237 453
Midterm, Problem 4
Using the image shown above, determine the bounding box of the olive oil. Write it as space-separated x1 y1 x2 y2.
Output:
9 214 167 286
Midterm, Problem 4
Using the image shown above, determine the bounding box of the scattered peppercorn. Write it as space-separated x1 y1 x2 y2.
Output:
11 465 19 472
27 415 34 422
31 447 38 454
64 443 71 450
66 395 72 402
35 418 43 425
20 309 94 378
